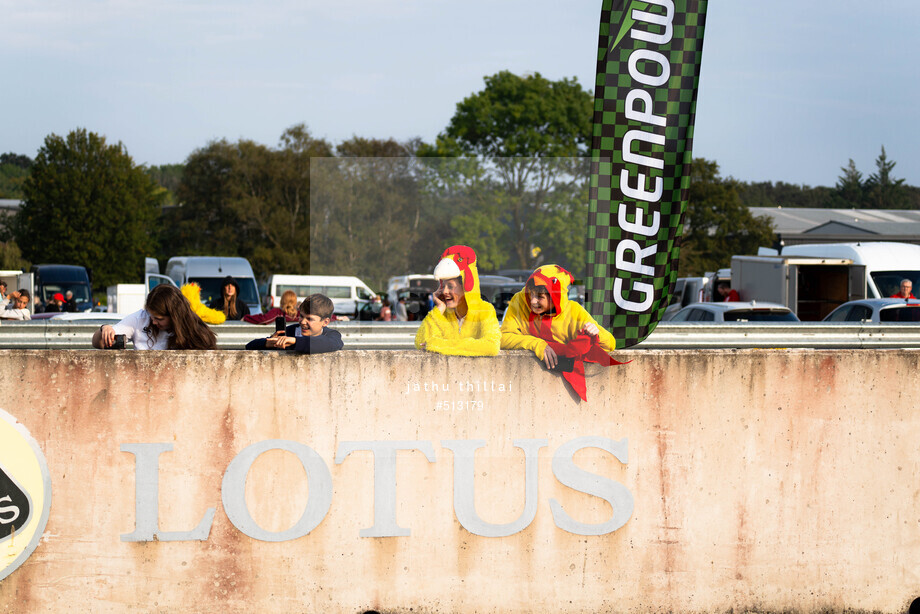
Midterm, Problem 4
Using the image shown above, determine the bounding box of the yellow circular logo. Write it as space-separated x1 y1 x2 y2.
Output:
0 409 51 581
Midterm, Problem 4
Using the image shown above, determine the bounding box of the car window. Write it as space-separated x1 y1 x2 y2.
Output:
880 306 920 322
723 310 797 322
670 308 692 322
869 271 920 298
325 286 351 299
825 305 851 322
190 277 260 305
686 308 708 321
356 286 374 300
277 284 313 297
846 305 872 322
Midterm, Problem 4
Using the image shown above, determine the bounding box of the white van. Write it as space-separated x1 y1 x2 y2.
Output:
165 256 262 314
776 242 920 299
267 274 377 318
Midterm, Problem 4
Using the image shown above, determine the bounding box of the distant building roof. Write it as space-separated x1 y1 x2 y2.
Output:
750 207 920 246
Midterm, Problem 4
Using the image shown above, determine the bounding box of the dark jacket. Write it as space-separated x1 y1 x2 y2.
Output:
208 276 250 320
245 324 343 354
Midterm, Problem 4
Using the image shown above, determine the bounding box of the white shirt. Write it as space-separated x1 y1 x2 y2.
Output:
112 309 172 350
1 306 30 320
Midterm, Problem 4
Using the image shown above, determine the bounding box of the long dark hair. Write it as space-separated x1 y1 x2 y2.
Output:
144 285 217 350
221 279 238 319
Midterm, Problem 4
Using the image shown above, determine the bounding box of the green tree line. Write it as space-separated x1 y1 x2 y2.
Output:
3 70 917 289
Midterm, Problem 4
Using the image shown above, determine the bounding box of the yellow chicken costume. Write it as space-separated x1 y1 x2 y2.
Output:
181 283 227 325
414 245 501 356
501 264 625 401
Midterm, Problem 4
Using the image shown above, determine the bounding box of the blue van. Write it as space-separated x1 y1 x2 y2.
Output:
32 264 93 312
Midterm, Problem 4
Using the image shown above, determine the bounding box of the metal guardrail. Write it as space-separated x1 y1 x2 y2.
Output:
2 319 920 350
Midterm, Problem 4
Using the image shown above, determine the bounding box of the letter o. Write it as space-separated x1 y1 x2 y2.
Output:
221 440 333 542
628 49 670 87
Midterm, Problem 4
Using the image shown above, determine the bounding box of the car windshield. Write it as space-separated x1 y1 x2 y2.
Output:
870 271 920 297
723 310 797 322
880 305 920 322
40 283 91 304
190 277 260 305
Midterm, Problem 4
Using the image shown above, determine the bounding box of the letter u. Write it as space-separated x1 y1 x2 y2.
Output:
441 439 548 537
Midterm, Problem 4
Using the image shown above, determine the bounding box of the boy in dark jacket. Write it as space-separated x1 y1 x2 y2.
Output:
245 293 343 354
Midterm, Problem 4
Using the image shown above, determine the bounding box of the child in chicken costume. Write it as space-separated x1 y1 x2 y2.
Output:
414 245 501 356
501 265 626 401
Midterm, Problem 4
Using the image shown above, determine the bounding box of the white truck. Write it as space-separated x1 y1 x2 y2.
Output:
730 242 920 321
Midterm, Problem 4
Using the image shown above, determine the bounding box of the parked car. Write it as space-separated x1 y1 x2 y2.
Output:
662 276 709 321
497 269 533 283
490 282 525 319
478 275 517 302
822 298 920 323
668 301 800 323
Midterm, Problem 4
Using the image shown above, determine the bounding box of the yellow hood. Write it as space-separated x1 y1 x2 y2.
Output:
526 264 574 318
435 245 484 306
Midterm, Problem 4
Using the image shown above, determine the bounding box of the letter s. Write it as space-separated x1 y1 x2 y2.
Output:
549 437 634 536
0 495 20 525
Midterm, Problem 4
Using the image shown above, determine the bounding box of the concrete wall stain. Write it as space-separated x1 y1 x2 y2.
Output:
0 350 918 612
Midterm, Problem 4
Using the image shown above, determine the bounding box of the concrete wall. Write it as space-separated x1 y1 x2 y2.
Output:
0 349 918 612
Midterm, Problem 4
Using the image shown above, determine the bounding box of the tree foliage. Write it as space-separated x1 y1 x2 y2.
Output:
864 146 908 209
421 71 593 272
162 124 332 279
679 159 775 276
0 153 32 199
147 163 184 207
311 138 436 290
737 147 917 209
15 129 161 287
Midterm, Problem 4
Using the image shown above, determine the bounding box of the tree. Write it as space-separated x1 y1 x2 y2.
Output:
864 146 908 209
147 163 184 207
679 159 775 276
0 153 32 199
0 153 33 169
164 125 333 280
422 71 593 271
161 138 246 261
311 137 431 289
15 129 162 288
835 159 864 203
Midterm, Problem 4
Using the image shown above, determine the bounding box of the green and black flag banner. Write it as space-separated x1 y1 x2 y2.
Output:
586 0 708 348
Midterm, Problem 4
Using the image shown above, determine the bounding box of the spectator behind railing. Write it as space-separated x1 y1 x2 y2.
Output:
243 290 300 325
92 284 217 350
1 289 31 321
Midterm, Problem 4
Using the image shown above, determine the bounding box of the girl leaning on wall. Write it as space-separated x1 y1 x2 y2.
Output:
92 284 217 350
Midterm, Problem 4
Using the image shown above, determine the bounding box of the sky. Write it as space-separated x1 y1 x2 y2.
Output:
3 0 919 188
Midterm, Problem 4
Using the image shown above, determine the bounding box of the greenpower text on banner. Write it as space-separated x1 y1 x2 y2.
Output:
587 0 708 348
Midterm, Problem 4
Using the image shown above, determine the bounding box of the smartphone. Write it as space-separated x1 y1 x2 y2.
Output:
274 316 286 333
111 334 126 350
550 356 576 373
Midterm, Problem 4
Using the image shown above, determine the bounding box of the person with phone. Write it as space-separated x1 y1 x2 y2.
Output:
92 284 217 350
245 293 343 354
414 245 500 356
500 265 624 402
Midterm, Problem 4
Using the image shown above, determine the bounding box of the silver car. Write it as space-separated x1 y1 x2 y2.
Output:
822 298 920 323
668 301 799 323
